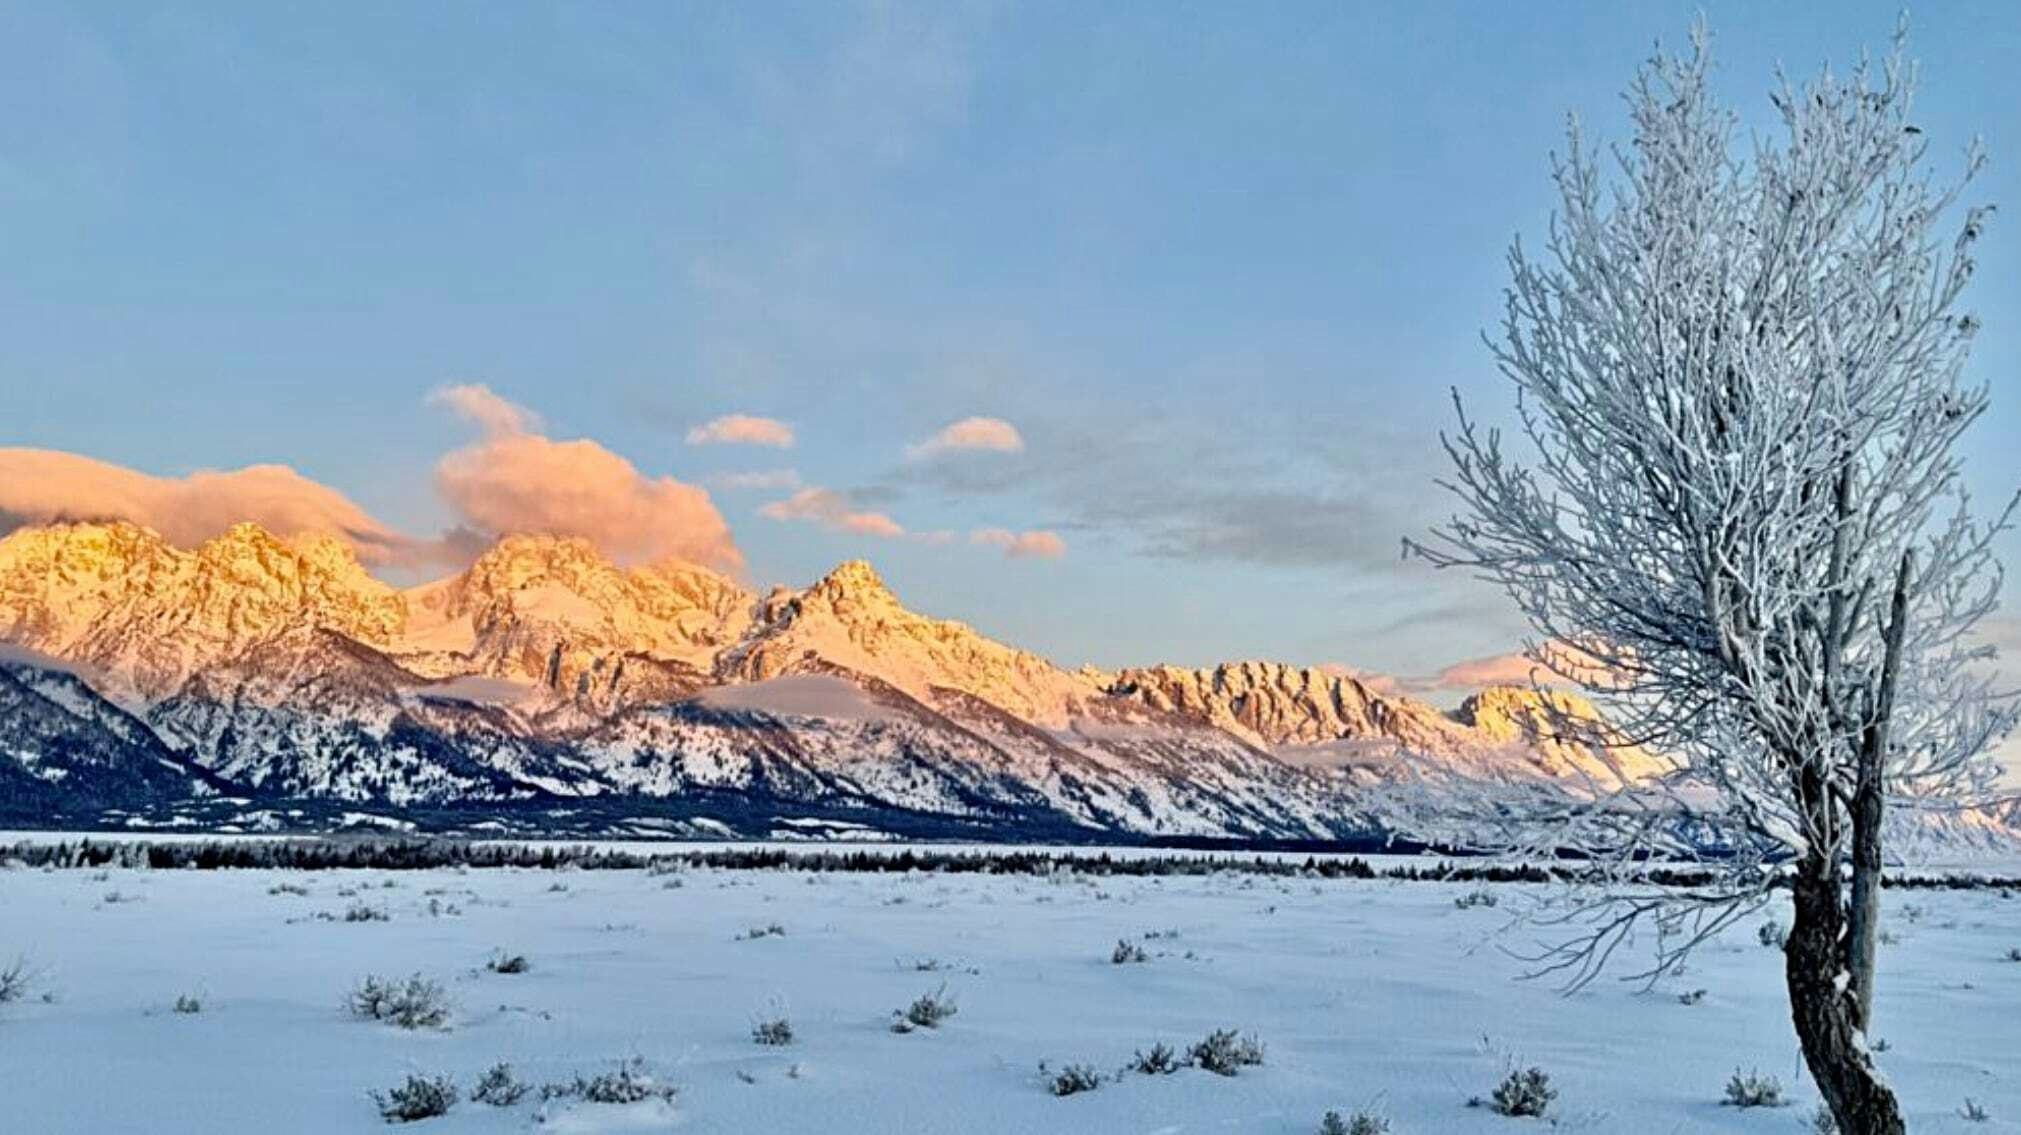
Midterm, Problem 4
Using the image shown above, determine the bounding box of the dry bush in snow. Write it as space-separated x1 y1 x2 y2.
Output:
485 951 529 974
1479 1067 1556 1117
1043 1062 1103 1097
1187 1029 1265 1076
890 985 958 1032
372 1073 456 1123
1319 1110 1389 1135
1723 1068 1787 1108
1129 1042 1180 1075
347 975 451 1030
540 1058 676 1105
0 956 34 1006
471 1063 529 1107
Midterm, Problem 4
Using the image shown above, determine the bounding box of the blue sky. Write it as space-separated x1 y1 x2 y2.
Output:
2 1 2017 692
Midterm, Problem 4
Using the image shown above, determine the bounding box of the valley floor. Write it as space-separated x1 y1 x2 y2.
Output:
1 856 2017 1133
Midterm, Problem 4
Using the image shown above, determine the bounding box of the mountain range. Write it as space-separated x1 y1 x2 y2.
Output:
0 520 1664 841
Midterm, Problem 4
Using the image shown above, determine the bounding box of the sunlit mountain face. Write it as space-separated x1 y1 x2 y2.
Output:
0 520 1654 840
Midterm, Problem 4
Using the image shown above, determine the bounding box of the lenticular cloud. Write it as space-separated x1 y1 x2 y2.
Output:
0 447 413 565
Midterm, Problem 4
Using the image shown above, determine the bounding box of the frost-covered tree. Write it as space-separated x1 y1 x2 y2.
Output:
1409 22 2014 1135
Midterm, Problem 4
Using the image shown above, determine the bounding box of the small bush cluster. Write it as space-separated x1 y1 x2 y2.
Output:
1722 1068 1786 1108
1111 939 1148 964
1478 1067 1556 1117
1757 920 1788 949
541 1058 677 1105
485 951 529 975
1319 1111 1389 1135
0 957 33 1005
1187 1029 1265 1076
891 985 958 1032
471 1063 529 1107
372 1073 457 1123
1960 1099 1992 1122
1130 1042 1180 1075
1454 887 1499 910
344 902 390 923
267 882 310 896
347 975 451 1031
1044 1062 1104 1097
173 994 203 1014
738 923 786 941
751 1016 794 1046
2005 947 2021 963
1676 988 1706 1006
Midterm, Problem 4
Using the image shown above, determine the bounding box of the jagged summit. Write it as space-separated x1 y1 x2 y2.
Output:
0 519 404 700
0 517 1685 838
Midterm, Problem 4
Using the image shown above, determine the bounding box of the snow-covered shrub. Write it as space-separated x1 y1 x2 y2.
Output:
1677 988 1706 1006
1756 920 1788 949
1111 939 1148 964
891 985 958 1032
267 882 310 897
541 1058 676 1105
485 951 529 974
0 957 34 1005
1960 1099 1992 1122
1044 1063 1103 1096
751 1016 794 1046
1721 1068 1786 1108
1454 887 1499 910
738 923 786 941
2004 947 2021 962
371 1073 457 1123
1187 1029 1265 1076
470 1063 529 1107
1482 1067 1556 1117
173 994 202 1014
344 902 389 923
1129 1042 1180 1075
1319 1110 1389 1135
347 974 451 1030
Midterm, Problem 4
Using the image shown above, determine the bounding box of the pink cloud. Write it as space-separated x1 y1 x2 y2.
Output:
427 384 541 439
433 387 742 572
906 416 1024 460
759 487 905 539
686 413 796 449
970 527 1066 559
1431 641 1618 692
0 448 412 565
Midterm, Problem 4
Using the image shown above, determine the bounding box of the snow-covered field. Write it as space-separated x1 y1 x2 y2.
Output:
2 859 2017 1133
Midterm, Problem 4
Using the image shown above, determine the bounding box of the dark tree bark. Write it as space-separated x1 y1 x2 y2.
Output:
1787 844 1906 1135
1846 551 1914 1031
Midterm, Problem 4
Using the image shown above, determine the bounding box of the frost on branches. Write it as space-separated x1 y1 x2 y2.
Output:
1401 22 2015 1135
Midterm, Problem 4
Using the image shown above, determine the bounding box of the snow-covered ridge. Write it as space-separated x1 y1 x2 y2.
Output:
0 520 1662 838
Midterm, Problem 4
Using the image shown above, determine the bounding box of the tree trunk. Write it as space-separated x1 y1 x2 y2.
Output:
1847 550 1912 1030
1788 848 1905 1135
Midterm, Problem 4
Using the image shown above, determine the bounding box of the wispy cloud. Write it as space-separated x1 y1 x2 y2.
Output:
905 416 1024 460
759 486 905 538
707 468 803 492
427 384 541 439
686 414 796 449
970 527 1065 559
